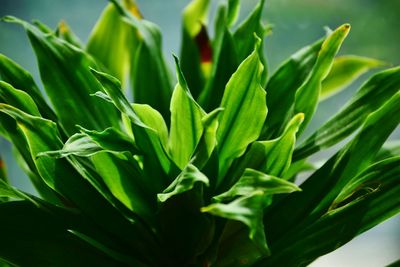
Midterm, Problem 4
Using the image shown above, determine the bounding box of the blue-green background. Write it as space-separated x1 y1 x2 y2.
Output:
0 0 399 266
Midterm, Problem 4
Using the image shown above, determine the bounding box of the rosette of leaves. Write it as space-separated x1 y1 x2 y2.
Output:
0 0 399 266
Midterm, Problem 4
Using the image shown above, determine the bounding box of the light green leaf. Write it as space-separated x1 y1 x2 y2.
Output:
183 0 210 37
294 24 350 135
216 38 267 185
258 113 304 177
214 168 300 202
320 55 386 101
87 2 136 84
262 37 324 139
3 17 120 135
294 66 400 161
169 56 205 169
158 164 209 202
132 104 169 149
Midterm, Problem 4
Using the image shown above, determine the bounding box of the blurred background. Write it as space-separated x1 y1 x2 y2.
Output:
0 0 399 266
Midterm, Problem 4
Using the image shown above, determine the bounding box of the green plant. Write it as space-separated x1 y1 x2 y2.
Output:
0 0 399 266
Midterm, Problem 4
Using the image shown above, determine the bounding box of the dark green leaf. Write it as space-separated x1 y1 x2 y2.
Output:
0 201 142 267
262 37 324 139
256 157 400 267
202 192 270 256
233 0 267 84
264 91 400 244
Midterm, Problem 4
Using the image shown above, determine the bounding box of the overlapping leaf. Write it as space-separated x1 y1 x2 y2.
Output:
295 66 400 160
3 17 120 135
216 38 267 186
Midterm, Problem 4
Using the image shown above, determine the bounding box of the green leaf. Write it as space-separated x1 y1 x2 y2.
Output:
87 2 135 84
233 0 267 84
0 104 158 256
91 151 154 219
264 91 400 244
0 179 35 203
375 140 400 162
214 168 300 202
203 167 299 262
158 164 209 202
332 156 400 209
182 0 210 37
0 81 40 116
110 0 173 121
0 54 58 123
202 192 270 256
169 56 205 169
90 69 176 192
262 37 324 139
55 20 83 48
37 127 138 159
226 0 240 27
294 66 400 161
191 108 223 169
3 17 120 135
132 103 169 149
294 24 350 135
216 38 267 185
0 107 61 203
223 113 303 193
320 55 386 101
256 157 400 267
